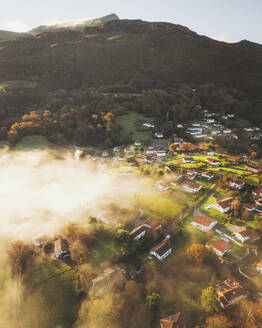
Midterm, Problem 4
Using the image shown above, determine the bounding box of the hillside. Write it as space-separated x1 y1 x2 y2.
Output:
0 19 262 148
0 19 261 94
0 30 30 40
29 13 120 34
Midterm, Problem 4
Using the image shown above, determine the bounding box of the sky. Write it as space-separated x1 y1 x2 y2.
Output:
0 0 261 44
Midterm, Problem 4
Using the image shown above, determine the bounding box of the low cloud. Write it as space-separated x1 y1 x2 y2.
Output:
212 34 238 43
0 20 30 33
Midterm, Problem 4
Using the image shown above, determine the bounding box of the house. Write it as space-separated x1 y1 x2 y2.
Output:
146 147 166 157
233 226 260 243
255 198 262 207
177 124 183 128
102 151 109 157
207 151 215 156
206 158 219 166
182 181 202 193
54 239 69 259
160 312 186 328
242 203 255 212
256 261 262 274
165 165 177 173
213 197 234 213
201 171 214 180
134 140 141 146
228 179 245 190
223 129 232 135
252 187 262 198
183 157 196 164
154 132 164 138
185 170 197 180
92 266 124 292
113 146 120 153
212 239 232 257
143 122 154 128
191 216 217 232
129 225 148 240
217 285 247 308
245 164 261 174
150 239 171 261
173 137 184 145
156 182 169 192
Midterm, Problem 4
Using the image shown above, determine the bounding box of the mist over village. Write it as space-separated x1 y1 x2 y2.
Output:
0 1 262 328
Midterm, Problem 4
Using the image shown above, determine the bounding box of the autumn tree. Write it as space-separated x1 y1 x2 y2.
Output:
169 143 177 152
146 292 160 311
204 314 232 328
186 243 206 264
7 241 34 276
200 287 220 313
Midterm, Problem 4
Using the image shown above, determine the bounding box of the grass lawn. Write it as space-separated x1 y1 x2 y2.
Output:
181 217 207 245
90 229 120 268
28 256 73 285
115 111 154 143
15 135 53 150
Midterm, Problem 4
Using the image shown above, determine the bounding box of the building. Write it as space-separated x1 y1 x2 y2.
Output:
182 181 202 193
160 312 186 328
256 261 262 274
212 239 232 257
229 179 245 190
183 157 196 164
223 129 232 135
252 187 262 198
154 132 164 138
191 216 217 232
185 170 197 180
143 122 154 128
150 239 171 261
146 147 166 157
134 140 141 146
206 158 220 166
245 164 261 174
54 239 69 259
201 171 214 180
217 285 247 308
233 226 260 243
213 197 234 213
129 225 149 240
92 266 124 292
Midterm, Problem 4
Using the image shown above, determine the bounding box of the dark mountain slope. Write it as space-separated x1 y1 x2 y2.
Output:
0 30 30 40
0 19 261 94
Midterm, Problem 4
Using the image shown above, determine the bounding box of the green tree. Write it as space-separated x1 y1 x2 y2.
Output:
146 292 160 310
186 243 206 264
200 287 220 313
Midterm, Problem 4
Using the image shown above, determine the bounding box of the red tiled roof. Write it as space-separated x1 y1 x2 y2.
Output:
213 239 231 253
217 197 234 209
183 181 201 189
193 216 216 227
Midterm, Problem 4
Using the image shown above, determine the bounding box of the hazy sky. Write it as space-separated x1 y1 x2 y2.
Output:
0 0 261 44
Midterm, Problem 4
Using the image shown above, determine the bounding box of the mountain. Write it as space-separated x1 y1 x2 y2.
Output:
0 18 261 95
0 30 30 40
29 13 120 35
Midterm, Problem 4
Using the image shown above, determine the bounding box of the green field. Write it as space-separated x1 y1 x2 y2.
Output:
15 135 54 150
115 111 154 143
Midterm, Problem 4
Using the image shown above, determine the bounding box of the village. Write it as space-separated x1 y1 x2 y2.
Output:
24 106 262 327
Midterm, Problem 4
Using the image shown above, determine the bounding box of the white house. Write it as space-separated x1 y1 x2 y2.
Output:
177 124 183 128
185 170 197 180
183 157 196 164
213 197 234 213
201 171 214 180
182 181 202 193
206 158 220 166
154 132 164 138
223 129 232 135
212 239 232 257
191 216 217 232
129 225 148 240
134 140 141 146
143 123 154 128
150 239 171 261
229 179 245 190
232 227 250 243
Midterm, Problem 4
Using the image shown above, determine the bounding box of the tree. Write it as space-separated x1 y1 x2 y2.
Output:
169 143 177 152
186 243 206 264
204 314 232 328
200 287 220 313
7 241 34 276
146 292 160 310
231 198 241 216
